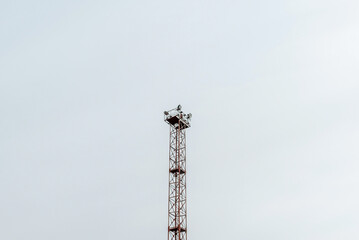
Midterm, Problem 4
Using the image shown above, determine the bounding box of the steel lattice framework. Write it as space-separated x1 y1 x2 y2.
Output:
164 105 192 240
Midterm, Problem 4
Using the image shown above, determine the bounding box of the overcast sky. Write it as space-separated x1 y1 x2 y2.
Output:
1 0 359 239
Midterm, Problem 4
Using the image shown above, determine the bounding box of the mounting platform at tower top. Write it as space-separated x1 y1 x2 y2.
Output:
164 104 192 130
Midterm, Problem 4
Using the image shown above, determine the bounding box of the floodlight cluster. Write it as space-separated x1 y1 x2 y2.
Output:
164 104 192 129
164 105 192 120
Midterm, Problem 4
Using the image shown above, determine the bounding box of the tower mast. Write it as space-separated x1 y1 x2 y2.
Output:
164 105 192 240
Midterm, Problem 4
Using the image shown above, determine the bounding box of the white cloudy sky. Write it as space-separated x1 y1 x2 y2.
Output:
1 0 359 239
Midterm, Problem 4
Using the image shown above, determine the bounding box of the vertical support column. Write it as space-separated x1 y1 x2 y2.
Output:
168 124 187 240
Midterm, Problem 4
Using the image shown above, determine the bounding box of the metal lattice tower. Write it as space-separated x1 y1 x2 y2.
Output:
164 105 192 240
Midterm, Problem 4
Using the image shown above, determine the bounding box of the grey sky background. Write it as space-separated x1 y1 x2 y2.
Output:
1 0 359 239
